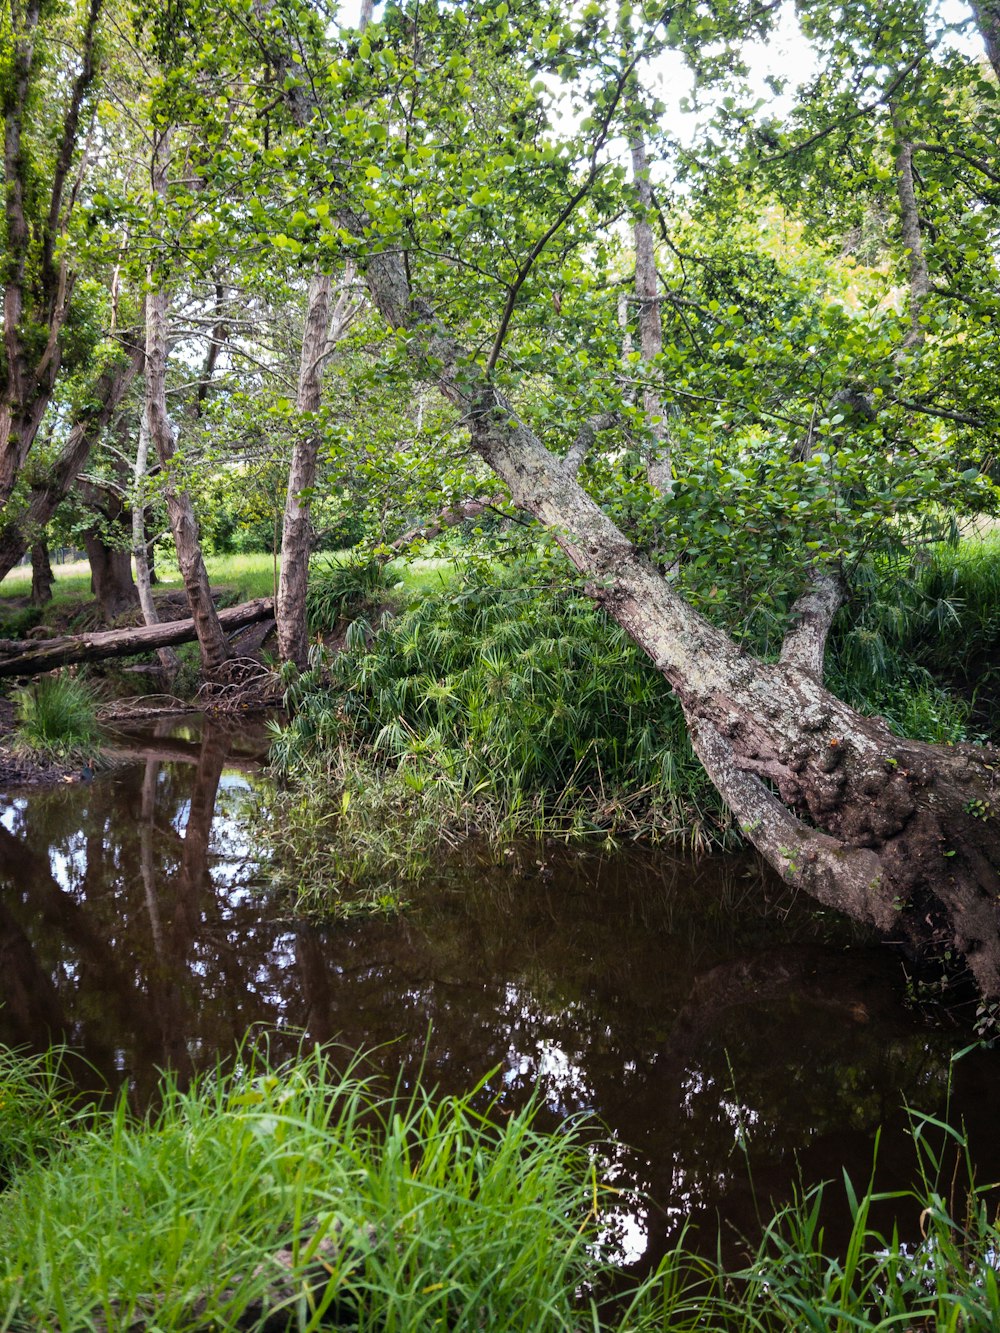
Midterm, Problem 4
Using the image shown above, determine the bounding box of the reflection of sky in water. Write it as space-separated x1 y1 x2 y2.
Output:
1 796 27 833
208 775 259 906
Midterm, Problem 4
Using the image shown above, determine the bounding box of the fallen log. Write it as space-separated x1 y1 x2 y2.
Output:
0 599 274 678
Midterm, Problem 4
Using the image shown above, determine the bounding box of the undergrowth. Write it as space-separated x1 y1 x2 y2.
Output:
264 534 998 913
306 554 397 633
0 1045 638 1332
266 556 729 910
12 672 104 760
829 532 1000 744
0 1043 998 1331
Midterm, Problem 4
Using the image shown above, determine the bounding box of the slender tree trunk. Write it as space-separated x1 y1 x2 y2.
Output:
276 270 333 667
145 127 229 678
30 538 53 606
274 0 374 666
359 247 1000 997
893 126 931 350
133 414 179 673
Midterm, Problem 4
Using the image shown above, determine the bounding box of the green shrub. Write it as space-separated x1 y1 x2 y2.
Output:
306 554 395 632
0 603 42 638
13 673 103 759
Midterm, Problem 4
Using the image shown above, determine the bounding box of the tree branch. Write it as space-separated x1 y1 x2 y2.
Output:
912 140 1000 187
43 0 103 290
893 126 932 351
485 56 639 374
564 411 619 477
779 568 846 678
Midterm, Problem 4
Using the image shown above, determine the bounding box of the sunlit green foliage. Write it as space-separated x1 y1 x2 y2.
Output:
0 1046 634 1332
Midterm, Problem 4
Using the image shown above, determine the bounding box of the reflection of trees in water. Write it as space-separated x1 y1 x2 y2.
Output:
0 720 288 1101
2 738 999 1267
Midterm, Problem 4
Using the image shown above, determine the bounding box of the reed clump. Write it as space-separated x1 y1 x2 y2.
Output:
12 672 104 761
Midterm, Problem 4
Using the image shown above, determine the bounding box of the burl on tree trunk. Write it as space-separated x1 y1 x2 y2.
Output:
360 250 1000 997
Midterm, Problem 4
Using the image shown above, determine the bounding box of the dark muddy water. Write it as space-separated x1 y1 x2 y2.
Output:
2 714 999 1271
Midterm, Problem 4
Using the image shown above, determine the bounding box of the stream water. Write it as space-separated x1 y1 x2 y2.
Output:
2 712 999 1273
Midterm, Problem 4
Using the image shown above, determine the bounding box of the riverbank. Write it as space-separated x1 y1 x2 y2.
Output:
1 1043 997 1331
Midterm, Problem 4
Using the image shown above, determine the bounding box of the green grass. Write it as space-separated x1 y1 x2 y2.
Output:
706 1114 1000 1331
0 1045 644 1332
0 559 98 608
151 552 281 604
0 1047 75 1188
0 552 456 616
12 673 103 759
1 1044 998 1331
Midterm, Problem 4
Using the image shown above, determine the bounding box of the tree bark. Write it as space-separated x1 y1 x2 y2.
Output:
78 471 139 623
971 0 1000 81
276 271 333 667
358 246 1000 997
133 414 179 674
0 330 145 581
892 120 931 351
30 538 53 606
145 127 229 679
83 527 139 623
0 598 273 676
0 0 103 508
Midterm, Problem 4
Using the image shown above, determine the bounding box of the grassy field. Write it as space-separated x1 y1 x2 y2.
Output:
0 553 280 606
0 552 456 611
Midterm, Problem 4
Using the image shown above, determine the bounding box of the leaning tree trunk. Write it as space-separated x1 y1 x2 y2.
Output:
360 248 1000 997
0 331 145 582
144 127 229 679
